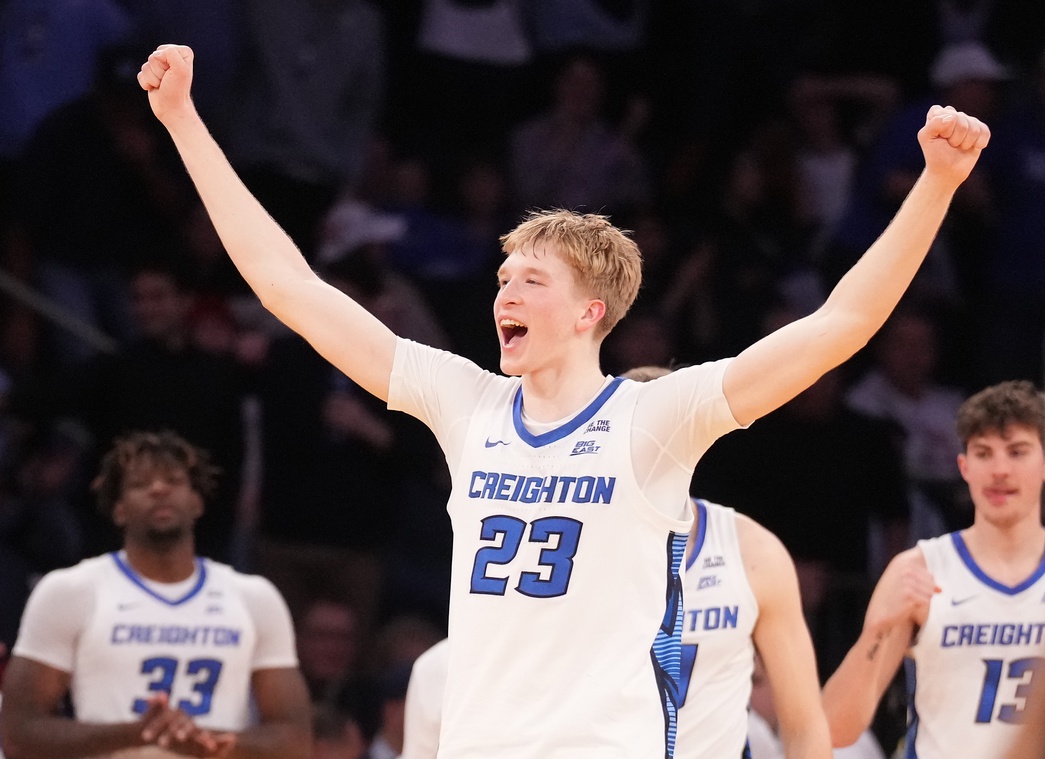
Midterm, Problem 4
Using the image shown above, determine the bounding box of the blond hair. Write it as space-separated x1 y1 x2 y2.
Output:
500 209 642 337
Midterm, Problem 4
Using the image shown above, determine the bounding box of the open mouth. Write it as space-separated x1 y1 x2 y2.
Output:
500 319 528 348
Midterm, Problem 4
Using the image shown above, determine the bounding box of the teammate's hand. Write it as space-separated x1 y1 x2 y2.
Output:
137 44 196 126
917 105 991 189
864 552 938 634
139 693 219 756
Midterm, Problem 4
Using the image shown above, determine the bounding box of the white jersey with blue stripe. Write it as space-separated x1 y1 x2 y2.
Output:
905 532 1045 759
12 552 297 739
676 500 758 759
388 339 740 759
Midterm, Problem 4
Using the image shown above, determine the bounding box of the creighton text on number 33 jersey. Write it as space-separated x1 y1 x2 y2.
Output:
11 552 298 739
389 339 741 759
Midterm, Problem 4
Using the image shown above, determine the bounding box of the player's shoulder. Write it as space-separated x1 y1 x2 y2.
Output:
208 561 293 617
415 637 450 670
34 553 113 589
208 560 283 596
25 554 111 610
734 510 789 561
883 545 931 578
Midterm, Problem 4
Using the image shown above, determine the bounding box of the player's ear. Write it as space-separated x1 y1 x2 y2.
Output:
189 490 205 520
578 299 606 335
956 452 970 482
111 500 128 528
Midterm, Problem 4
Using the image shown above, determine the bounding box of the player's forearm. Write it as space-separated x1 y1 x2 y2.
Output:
821 628 899 748
229 722 311 759
1 716 144 759
160 108 318 316
818 170 955 354
778 718 833 759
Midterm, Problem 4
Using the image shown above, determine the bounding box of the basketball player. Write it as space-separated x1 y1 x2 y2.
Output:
136 43 987 759
678 497 832 759
622 365 832 758
0 431 311 759
821 380 1045 759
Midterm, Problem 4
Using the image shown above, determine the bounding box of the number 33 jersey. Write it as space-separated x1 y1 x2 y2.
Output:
11 552 298 732
906 532 1045 759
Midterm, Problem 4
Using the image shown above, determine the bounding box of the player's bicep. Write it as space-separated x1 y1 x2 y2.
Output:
279 278 398 402
250 668 311 728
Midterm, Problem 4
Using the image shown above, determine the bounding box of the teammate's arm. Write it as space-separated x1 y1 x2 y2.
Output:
222 668 312 759
1003 663 1045 759
722 106 989 426
741 516 832 759
821 548 935 748
0 657 149 759
136 44 397 401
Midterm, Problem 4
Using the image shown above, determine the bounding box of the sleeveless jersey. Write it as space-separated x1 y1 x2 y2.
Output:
676 500 759 759
12 553 297 740
905 532 1045 759
389 340 739 759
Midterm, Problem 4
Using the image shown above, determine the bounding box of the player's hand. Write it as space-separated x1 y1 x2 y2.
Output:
139 693 219 756
203 731 238 759
917 105 991 189
137 44 196 126
864 552 938 634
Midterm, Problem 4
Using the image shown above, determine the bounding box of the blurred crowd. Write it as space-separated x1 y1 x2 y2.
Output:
2 1 1045 755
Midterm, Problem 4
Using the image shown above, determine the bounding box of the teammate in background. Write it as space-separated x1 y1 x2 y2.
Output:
137 43 988 759
0 431 311 759
401 638 448 759
623 365 832 759
821 380 1045 759
678 496 832 759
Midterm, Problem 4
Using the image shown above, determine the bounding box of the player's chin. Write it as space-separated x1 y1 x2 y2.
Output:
499 356 524 377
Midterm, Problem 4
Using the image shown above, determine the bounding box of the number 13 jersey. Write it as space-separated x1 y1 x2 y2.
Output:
906 532 1045 759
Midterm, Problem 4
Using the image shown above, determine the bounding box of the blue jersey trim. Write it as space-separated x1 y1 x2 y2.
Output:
512 377 624 448
110 552 207 606
653 531 687 759
904 657 919 759
685 499 709 572
951 532 1045 595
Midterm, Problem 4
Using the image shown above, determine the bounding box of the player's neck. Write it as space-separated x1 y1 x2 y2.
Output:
122 540 198 583
962 517 1045 585
521 362 607 423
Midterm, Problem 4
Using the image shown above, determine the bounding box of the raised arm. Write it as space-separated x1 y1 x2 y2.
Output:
722 105 989 426
137 45 397 401
821 548 936 748
741 516 832 759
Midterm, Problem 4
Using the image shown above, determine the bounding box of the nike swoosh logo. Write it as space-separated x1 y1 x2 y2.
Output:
485 438 510 448
951 596 977 606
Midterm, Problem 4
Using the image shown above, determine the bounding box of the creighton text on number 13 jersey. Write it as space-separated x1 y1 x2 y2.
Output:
389 338 740 759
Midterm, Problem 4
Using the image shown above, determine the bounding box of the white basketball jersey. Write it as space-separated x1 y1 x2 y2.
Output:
442 378 689 759
676 500 758 759
906 532 1045 759
13 553 297 737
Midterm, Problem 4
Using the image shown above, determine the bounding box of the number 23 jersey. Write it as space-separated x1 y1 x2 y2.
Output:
389 339 740 759
906 532 1045 759
12 552 297 731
